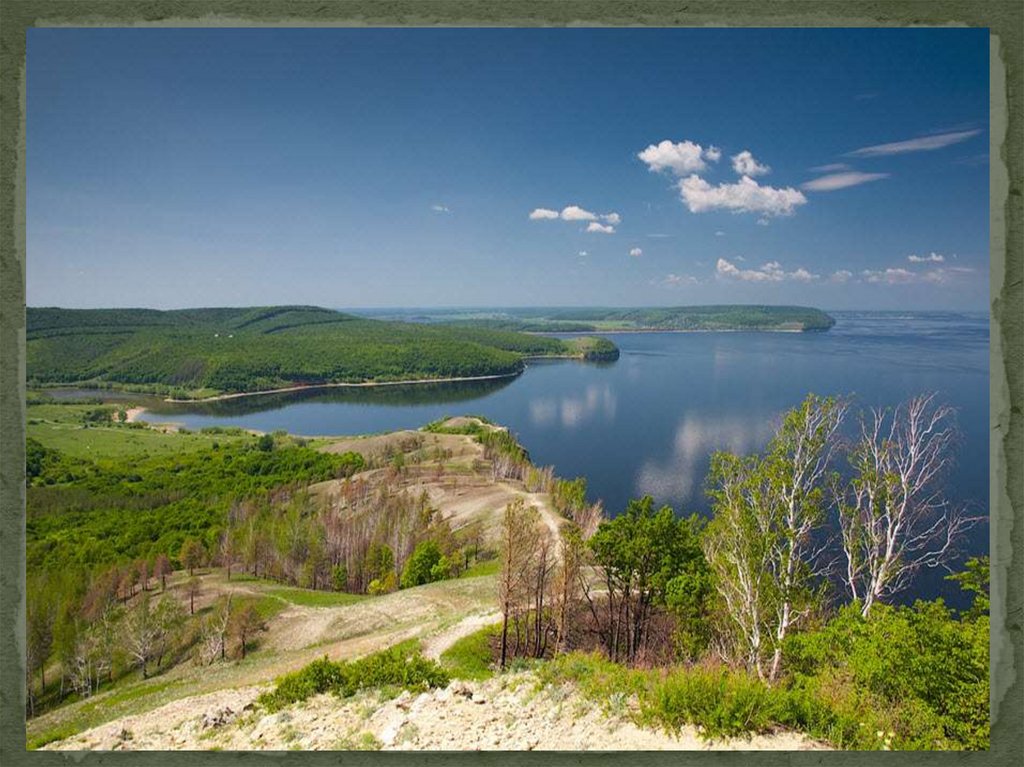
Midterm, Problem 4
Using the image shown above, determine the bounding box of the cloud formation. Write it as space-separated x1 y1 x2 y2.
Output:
430 204 450 213
810 163 851 173
530 204 621 232
680 175 807 217
629 247 643 257
830 270 853 283
638 140 720 175
849 129 981 157
659 274 700 288
716 257 818 282
908 252 945 263
802 171 890 191
731 150 770 177
560 205 597 221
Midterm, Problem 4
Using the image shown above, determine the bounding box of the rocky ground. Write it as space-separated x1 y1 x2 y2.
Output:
44 672 826 752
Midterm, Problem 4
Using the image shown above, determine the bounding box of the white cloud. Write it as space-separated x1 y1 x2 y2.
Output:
561 205 598 221
679 175 807 217
601 212 621 225
908 252 945 263
810 163 851 173
577 250 588 257
717 257 819 283
587 222 616 234
430 204 450 213
849 129 981 157
862 264 975 285
529 208 559 220
715 231 725 237
637 139 719 175
654 273 699 288
629 247 643 257
731 150 770 177
830 270 853 283
861 267 917 284
801 171 890 191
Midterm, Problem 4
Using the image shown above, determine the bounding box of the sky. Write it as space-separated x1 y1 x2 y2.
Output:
27 28 990 311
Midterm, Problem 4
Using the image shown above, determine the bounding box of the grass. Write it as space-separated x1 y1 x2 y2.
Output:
263 586 367 608
439 623 500 681
26 402 248 459
459 558 500 579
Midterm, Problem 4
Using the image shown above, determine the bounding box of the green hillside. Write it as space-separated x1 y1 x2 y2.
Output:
364 305 836 332
27 306 619 399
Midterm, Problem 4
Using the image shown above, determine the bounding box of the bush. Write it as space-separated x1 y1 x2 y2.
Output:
642 663 788 740
400 540 442 589
258 644 450 712
784 601 989 749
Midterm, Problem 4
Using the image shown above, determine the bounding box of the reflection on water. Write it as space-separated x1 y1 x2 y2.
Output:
635 412 779 504
148 376 516 418
528 383 617 429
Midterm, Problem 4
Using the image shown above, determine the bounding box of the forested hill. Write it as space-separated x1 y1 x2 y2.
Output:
363 305 836 332
26 306 618 399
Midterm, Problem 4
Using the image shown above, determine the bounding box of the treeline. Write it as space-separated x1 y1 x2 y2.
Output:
495 393 988 749
27 305 619 397
26 563 269 717
27 435 364 572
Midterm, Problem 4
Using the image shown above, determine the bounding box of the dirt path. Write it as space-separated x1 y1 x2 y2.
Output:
421 611 501 660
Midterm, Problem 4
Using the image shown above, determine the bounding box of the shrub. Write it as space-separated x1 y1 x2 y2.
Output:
258 645 449 712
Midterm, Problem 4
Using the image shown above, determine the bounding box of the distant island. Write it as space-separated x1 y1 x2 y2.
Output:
361 305 837 333
26 306 619 400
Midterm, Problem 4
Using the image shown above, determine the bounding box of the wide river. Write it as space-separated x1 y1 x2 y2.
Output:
131 310 989 605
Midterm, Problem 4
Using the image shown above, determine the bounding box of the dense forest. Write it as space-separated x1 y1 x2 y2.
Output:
26 306 619 398
363 304 837 332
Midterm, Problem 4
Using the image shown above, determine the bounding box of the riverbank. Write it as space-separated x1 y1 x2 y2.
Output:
161 371 522 403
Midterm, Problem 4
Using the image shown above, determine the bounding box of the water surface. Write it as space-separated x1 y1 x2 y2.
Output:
83 311 993 604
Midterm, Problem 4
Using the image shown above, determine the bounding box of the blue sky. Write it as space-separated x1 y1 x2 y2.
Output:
27 28 989 311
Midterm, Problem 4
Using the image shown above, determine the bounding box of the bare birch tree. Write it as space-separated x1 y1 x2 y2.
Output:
838 393 979 617
704 394 846 682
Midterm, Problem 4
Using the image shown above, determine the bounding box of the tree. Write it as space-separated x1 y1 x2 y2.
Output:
186 576 201 615
838 393 979 617
401 540 443 589
153 553 172 590
152 597 186 670
26 577 57 715
229 603 267 659
947 556 990 620
135 558 150 592
219 531 237 580
703 394 845 682
552 523 588 655
497 499 542 669
331 563 348 592
365 542 395 587
123 595 159 678
589 496 706 665
180 538 206 576
198 596 233 664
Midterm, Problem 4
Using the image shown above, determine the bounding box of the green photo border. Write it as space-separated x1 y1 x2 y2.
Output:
1 1 1020 764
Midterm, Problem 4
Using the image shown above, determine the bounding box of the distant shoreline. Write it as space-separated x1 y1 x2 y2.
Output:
160 371 522 404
